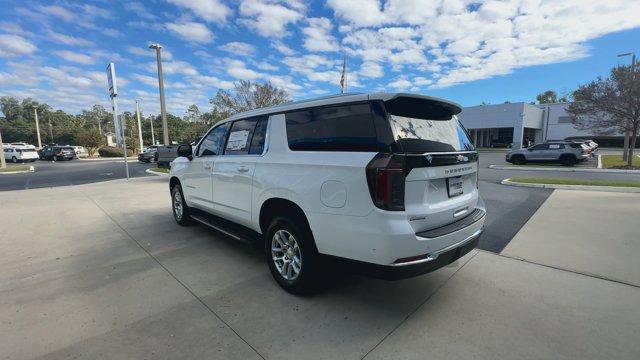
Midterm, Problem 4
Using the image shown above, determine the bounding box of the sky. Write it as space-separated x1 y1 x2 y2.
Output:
1 0 639 117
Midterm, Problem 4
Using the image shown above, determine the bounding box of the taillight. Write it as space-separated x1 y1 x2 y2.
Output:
366 153 405 211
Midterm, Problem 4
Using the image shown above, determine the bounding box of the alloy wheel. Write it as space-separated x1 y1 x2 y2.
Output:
271 229 302 281
173 190 184 220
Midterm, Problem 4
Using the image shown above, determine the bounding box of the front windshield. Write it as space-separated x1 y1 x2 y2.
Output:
389 115 475 153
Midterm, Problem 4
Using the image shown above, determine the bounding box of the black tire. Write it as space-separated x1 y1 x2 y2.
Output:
512 155 526 165
11 156 18 163
560 155 576 166
171 184 191 226
265 216 322 295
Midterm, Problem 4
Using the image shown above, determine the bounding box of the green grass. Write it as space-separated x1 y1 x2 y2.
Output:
600 154 640 168
150 167 170 174
509 177 640 188
0 164 31 173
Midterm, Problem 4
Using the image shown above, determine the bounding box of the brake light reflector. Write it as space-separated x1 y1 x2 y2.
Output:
366 153 406 211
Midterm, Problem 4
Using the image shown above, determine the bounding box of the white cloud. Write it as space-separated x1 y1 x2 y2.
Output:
388 76 412 90
257 62 278 71
302 17 339 52
225 59 263 80
124 2 157 20
219 42 256 56
0 34 37 57
358 61 384 78
271 40 295 55
46 30 94 47
54 50 94 65
35 5 76 22
329 0 640 89
168 0 232 23
146 60 199 76
0 23 33 37
132 73 158 87
166 22 214 43
239 0 304 37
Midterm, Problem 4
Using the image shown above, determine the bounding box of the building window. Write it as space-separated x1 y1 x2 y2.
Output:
557 116 572 124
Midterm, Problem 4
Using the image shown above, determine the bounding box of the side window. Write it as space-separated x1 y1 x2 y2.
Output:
285 103 379 152
197 123 230 157
548 144 561 149
530 144 548 151
225 118 258 155
249 117 269 155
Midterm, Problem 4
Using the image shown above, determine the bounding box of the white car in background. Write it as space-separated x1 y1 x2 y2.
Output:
3 146 39 163
72 146 89 158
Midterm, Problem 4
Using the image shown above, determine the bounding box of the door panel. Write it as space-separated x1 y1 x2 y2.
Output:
184 122 230 212
212 159 255 225
182 157 215 210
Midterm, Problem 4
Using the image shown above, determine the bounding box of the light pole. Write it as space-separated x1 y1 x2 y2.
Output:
32 105 42 148
149 43 169 145
150 116 156 145
617 52 636 162
135 99 144 152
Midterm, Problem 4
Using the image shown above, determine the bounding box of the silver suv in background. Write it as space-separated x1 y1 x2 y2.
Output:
506 142 590 166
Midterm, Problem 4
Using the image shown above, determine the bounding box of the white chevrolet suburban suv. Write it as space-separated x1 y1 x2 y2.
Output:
169 93 485 294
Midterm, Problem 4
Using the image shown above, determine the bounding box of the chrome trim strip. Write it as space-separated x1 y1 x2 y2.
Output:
390 228 483 267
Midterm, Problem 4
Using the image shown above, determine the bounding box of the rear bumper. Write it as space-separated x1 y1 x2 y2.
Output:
332 230 480 280
309 197 486 268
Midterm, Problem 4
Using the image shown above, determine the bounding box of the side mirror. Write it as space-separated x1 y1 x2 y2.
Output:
177 144 193 160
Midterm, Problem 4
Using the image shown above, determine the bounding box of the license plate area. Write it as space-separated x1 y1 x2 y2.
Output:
446 176 464 198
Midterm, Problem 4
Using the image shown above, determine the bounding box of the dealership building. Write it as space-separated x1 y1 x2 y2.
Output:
457 102 624 149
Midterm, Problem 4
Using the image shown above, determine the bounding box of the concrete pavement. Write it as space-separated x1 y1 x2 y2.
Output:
1 178 639 359
503 190 640 286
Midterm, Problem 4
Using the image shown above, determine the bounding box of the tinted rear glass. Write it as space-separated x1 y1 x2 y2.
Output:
388 114 474 153
285 103 381 152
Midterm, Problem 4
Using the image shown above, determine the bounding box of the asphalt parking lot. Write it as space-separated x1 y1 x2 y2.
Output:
1 177 639 359
0 159 154 191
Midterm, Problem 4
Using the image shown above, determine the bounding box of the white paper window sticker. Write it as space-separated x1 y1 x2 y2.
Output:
226 130 250 151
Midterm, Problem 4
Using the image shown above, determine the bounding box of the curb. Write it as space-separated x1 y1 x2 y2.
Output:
0 165 35 175
501 178 640 193
489 164 640 174
145 168 169 176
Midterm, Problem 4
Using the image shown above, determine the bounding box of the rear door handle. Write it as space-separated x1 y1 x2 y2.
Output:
237 165 250 173
203 162 212 170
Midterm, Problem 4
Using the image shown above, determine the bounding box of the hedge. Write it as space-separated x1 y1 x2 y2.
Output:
98 146 125 158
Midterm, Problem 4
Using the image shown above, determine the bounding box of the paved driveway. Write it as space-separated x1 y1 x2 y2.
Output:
1 178 639 359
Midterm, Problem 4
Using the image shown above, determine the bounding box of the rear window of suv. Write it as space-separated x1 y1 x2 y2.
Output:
285 103 382 152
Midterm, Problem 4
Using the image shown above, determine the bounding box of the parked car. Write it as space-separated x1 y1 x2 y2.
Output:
3 146 39 163
169 93 485 294
39 145 76 161
506 141 590 166
138 148 158 163
142 145 160 153
72 146 88 158
156 145 179 168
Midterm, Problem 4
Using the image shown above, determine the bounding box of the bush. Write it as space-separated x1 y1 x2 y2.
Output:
98 146 125 158
76 128 104 157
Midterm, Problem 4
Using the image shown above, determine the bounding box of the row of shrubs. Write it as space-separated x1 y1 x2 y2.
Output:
97 146 125 157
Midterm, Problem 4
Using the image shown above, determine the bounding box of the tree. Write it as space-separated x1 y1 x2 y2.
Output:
186 104 201 122
210 80 290 117
76 128 103 157
536 90 557 104
567 65 640 167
